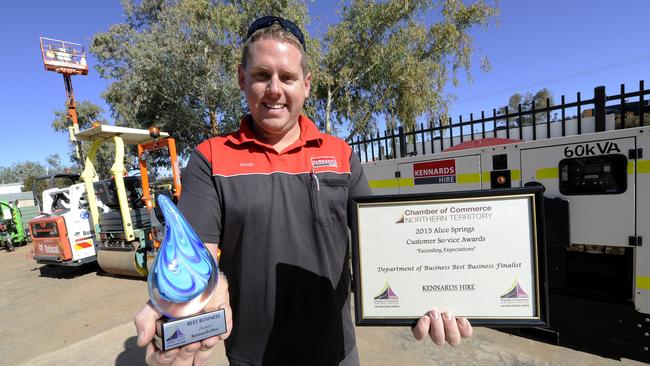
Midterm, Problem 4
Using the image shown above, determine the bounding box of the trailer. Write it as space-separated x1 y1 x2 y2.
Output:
360 116 650 361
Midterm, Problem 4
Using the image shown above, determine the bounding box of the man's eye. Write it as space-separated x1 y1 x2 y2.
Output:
254 72 269 79
281 75 296 83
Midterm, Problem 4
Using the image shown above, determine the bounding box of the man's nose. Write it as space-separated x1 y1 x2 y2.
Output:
266 75 281 95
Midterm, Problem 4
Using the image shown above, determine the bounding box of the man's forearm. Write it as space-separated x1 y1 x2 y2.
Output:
205 243 229 302
206 243 219 262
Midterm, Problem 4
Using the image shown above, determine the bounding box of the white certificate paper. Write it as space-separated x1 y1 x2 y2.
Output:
353 193 543 324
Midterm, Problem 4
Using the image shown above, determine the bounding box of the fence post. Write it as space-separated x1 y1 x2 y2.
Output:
594 85 606 132
640 80 645 127
398 126 406 158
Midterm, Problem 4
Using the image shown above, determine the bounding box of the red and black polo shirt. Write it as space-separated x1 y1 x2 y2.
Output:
178 114 370 365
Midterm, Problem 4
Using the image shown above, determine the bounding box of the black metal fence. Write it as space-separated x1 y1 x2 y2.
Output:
349 81 649 163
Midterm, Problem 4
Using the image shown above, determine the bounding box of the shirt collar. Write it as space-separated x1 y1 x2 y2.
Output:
227 114 323 147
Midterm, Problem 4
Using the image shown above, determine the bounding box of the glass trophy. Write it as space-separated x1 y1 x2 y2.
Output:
148 195 227 351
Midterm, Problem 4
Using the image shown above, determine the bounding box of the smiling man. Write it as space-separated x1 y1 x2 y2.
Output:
135 16 472 366
239 26 311 152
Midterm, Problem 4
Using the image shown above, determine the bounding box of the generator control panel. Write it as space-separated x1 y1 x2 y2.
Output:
559 154 628 195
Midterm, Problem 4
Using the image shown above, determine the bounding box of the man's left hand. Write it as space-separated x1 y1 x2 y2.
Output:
411 308 473 346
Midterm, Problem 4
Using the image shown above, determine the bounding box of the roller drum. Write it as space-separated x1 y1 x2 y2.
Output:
97 248 148 277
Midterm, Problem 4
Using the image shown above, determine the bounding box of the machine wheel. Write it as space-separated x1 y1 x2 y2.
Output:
97 247 147 277
4 239 14 252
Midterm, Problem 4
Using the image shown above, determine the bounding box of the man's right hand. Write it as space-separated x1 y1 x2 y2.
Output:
134 274 232 366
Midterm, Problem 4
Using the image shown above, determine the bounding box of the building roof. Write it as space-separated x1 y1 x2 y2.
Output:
0 182 23 194
0 191 33 202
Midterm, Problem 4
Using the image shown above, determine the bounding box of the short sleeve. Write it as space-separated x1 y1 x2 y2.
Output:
177 148 222 244
348 151 371 198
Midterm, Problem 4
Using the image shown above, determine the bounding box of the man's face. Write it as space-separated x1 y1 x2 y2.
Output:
238 38 311 139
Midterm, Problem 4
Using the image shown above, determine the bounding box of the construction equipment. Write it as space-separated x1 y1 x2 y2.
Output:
0 201 29 252
360 114 650 361
29 174 97 265
39 37 88 162
75 124 181 277
30 174 81 213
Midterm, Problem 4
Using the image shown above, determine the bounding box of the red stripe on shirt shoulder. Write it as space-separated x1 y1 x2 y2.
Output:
195 131 352 176
196 136 228 168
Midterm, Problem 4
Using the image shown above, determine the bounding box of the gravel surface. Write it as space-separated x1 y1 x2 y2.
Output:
1 245 645 365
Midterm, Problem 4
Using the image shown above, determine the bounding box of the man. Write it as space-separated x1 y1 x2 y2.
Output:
135 16 473 366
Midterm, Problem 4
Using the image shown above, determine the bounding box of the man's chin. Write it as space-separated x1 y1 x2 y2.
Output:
258 110 288 121
253 117 300 135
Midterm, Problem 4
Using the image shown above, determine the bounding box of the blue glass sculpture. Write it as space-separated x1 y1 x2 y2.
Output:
148 195 218 318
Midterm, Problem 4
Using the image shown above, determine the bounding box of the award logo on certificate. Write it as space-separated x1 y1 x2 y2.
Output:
349 187 548 327
148 195 227 351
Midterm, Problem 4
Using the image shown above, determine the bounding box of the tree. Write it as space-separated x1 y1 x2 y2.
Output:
499 88 554 126
22 175 38 192
52 99 106 132
0 161 46 185
91 0 312 156
52 100 116 178
91 0 498 150
45 154 64 175
315 0 499 138
0 161 47 192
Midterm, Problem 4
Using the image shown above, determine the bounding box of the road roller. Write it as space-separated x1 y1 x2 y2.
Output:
75 124 181 277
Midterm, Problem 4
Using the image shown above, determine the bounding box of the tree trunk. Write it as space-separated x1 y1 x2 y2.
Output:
209 109 219 136
325 87 333 134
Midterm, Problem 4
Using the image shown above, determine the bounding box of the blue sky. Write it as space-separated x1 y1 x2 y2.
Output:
1 1 649 168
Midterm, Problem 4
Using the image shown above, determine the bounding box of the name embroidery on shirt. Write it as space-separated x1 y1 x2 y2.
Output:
311 156 338 168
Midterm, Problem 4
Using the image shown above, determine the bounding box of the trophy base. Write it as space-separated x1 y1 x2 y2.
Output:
153 309 227 351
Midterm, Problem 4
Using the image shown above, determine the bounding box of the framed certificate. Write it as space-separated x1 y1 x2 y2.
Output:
349 186 547 327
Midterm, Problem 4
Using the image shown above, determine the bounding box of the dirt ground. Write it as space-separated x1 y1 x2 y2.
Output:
1 245 647 366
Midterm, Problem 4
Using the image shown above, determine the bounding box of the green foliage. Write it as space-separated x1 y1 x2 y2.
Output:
1 157 75 192
499 88 554 126
45 154 64 174
91 0 312 156
21 176 37 192
0 161 46 185
90 0 498 151
316 0 499 138
52 100 106 132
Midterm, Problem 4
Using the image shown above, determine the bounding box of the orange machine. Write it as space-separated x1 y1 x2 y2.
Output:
138 134 182 250
31 216 93 262
138 131 182 208
31 217 71 261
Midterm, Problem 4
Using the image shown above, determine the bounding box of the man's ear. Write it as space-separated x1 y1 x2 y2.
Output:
238 65 246 90
304 72 312 98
